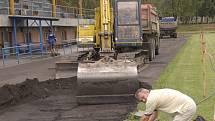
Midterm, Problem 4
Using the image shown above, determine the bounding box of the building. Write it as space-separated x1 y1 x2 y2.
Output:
0 0 94 55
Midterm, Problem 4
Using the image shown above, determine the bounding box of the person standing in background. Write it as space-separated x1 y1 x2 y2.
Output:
48 30 57 56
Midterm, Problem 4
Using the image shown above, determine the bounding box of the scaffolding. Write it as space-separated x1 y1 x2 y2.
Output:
9 0 95 19
14 0 53 17
0 0 95 18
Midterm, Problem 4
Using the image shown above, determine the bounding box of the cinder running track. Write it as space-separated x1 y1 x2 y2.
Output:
0 36 187 121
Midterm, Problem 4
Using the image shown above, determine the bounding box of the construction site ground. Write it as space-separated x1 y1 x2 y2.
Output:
0 36 187 121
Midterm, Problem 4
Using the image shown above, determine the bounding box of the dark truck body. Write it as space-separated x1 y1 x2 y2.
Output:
160 17 177 38
115 1 160 60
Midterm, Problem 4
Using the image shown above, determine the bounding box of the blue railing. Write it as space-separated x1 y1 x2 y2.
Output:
0 39 95 66
1 43 47 65
0 39 80 66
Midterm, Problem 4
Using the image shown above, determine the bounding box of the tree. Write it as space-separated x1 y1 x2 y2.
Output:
63 0 215 24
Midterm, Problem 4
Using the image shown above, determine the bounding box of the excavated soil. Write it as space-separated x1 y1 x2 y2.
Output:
0 78 76 111
0 36 187 121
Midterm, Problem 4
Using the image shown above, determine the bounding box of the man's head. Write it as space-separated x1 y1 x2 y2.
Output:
135 88 150 103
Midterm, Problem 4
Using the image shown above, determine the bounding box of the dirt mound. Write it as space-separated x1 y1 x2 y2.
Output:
0 77 77 109
0 78 48 107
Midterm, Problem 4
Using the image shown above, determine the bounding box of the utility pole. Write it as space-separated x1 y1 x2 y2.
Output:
200 31 207 97
79 0 83 18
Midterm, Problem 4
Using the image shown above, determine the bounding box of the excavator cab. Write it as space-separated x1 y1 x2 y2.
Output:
115 0 142 49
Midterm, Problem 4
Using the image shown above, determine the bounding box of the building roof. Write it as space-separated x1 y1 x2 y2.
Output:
8 15 59 21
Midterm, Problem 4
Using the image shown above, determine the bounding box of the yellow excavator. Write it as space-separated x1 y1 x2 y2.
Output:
56 0 160 105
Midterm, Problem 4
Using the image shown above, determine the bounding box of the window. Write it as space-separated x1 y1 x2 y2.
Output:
14 0 19 3
61 31 67 40
117 2 139 25
45 33 49 40
0 32 2 55
25 32 32 44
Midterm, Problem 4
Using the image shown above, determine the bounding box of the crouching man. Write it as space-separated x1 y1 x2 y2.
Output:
135 88 196 121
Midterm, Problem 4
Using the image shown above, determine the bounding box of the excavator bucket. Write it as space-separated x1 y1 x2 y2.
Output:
55 61 78 79
76 57 139 105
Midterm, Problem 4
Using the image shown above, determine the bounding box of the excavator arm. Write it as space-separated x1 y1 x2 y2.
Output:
94 0 114 53
99 0 112 51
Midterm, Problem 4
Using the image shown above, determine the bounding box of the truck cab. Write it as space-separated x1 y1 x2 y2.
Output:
160 17 177 38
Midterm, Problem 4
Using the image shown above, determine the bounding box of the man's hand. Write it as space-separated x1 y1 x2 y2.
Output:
149 111 158 121
140 111 158 121
140 114 150 121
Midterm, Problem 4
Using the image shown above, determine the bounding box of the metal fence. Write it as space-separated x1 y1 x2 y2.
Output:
14 0 53 17
0 0 95 18
0 39 92 66
56 5 95 19
0 0 95 19
0 0 9 14
1 43 46 65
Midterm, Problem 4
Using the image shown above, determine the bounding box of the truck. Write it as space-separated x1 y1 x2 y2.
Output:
55 0 160 105
141 4 160 58
160 17 177 38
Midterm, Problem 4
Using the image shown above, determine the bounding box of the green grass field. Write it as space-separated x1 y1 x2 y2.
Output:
128 33 215 121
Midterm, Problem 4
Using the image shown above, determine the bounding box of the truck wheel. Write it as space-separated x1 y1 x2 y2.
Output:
149 38 155 61
155 37 160 55
155 46 159 55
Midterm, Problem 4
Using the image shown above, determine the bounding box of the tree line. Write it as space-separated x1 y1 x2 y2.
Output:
65 0 215 24
145 0 215 24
